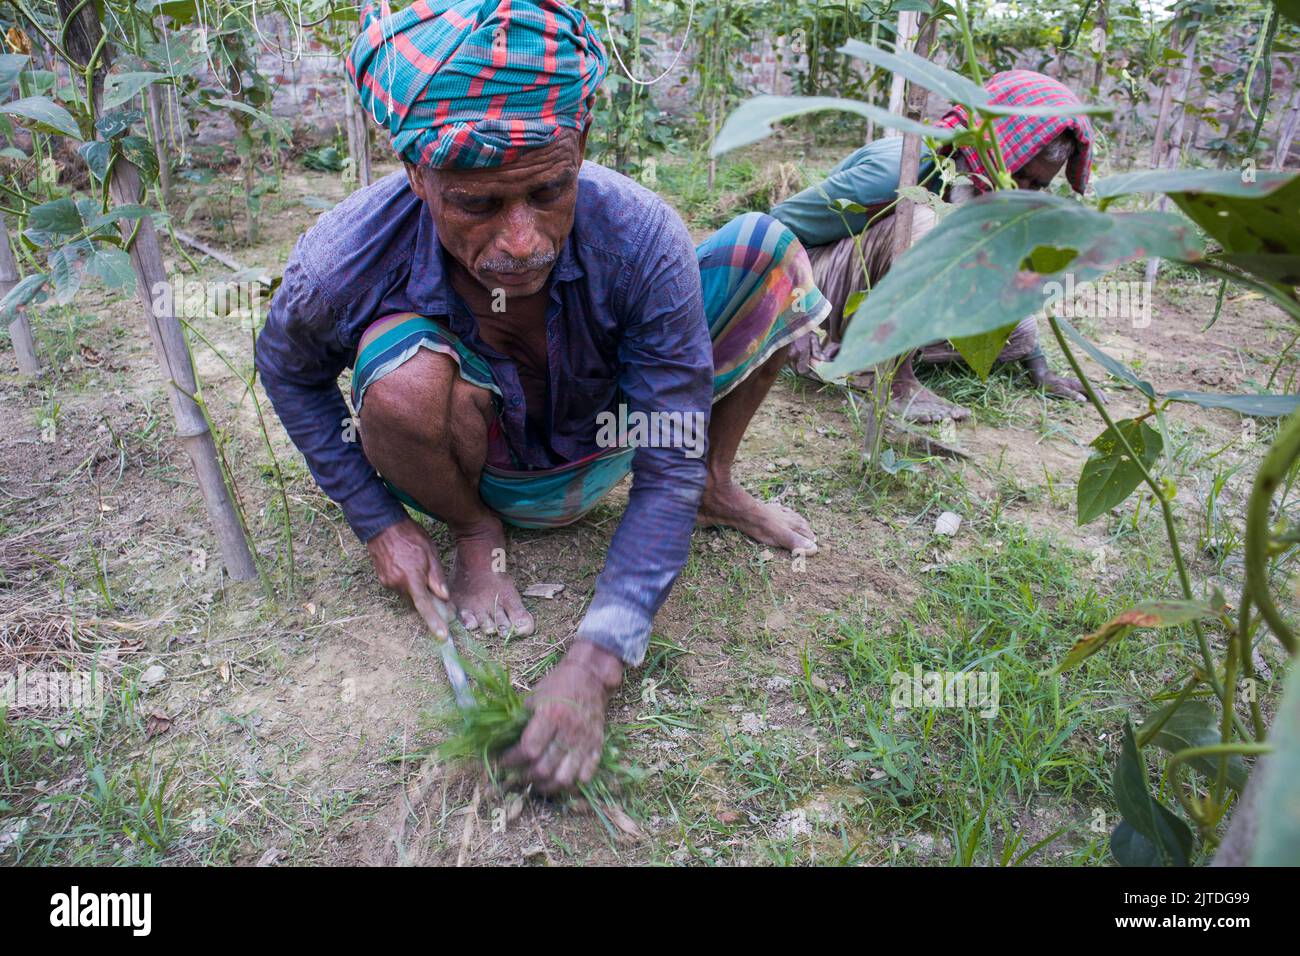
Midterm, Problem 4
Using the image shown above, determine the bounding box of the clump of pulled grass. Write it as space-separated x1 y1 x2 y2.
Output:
429 652 643 838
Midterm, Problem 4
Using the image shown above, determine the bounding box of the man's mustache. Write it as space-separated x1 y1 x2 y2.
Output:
480 252 556 274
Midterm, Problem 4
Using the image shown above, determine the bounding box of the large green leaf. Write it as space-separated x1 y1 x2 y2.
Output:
1077 418 1163 525
1094 169 1294 201
16 70 55 101
1112 720 1194 866
26 197 83 236
77 140 110 181
0 54 30 97
950 322 1018 379
84 247 136 290
207 98 292 141
1166 390 1300 417
48 239 92 305
1111 820 1162 866
85 204 151 233
1138 700 1247 793
710 94 957 158
0 96 81 139
1095 170 1300 287
139 0 199 21
838 39 992 110
96 108 143 140
102 72 167 110
1253 667 1300 864
1178 176 1300 287
0 272 48 320
818 192 1203 380
838 39 1111 118
116 135 159 184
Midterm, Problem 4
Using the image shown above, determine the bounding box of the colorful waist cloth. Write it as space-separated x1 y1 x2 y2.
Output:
352 211 827 528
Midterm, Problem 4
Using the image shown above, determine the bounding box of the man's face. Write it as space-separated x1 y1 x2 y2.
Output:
407 129 586 298
1012 141 1069 191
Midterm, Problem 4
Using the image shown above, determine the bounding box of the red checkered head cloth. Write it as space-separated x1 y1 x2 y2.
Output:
935 70 1093 194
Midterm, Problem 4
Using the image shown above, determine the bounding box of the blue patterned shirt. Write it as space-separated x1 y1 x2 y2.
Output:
256 163 712 665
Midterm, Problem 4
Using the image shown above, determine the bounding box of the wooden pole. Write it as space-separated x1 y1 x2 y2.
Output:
885 11 917 137
1271 82 1300 170
1092 0 1108 95
354 89 372 188
1 219 41 377
1146 16 1200 286
0 28 40 376
866 16 936 463
344 81 372 190
147 83 174 208
890 16 937 264
58 0 258 581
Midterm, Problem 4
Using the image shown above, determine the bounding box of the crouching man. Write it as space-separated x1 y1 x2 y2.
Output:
256 0 828 793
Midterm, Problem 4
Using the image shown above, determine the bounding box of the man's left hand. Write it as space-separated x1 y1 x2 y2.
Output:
502 641 624 795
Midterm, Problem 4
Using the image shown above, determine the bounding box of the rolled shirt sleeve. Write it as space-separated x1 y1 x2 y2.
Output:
575 207 713 666
771 138 936 247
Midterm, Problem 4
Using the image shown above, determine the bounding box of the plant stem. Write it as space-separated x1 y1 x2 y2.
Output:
1047 314 1225 702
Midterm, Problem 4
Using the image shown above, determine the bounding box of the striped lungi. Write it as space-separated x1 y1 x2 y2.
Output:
351 211 829 529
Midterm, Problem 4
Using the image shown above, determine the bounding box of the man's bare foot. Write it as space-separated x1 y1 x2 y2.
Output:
891 382 972 423
448 519 535 637
697 480 818 554
890 358 971 424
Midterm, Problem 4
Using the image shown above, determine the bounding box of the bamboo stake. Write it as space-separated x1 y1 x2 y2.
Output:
354 90 372 188
889 16 936 264
344 81 372 189
1270 83 1300 170
147 83 174 208
1146 14 1201 286
884 11 917 137
1 218 41 377
59 0 258 581
108 163 258 581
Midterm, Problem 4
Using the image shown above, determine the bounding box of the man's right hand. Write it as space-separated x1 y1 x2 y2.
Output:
366 518 455 639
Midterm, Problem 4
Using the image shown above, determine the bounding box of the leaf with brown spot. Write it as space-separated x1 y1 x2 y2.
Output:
1095 170 1300 287
817 191 1201 380
1053 600 1217 674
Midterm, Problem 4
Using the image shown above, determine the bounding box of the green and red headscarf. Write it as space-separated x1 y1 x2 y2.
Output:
936 69 1094 194
347 0 607 170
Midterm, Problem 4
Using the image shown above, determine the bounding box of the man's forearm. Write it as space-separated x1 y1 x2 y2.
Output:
576 454 705 665
257 364 407 541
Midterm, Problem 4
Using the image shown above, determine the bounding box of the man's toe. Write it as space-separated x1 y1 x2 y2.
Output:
511 607 536 637
494 606 514 636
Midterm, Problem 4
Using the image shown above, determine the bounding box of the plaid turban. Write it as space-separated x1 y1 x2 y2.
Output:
347 0 607 170
936 70 1093 194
